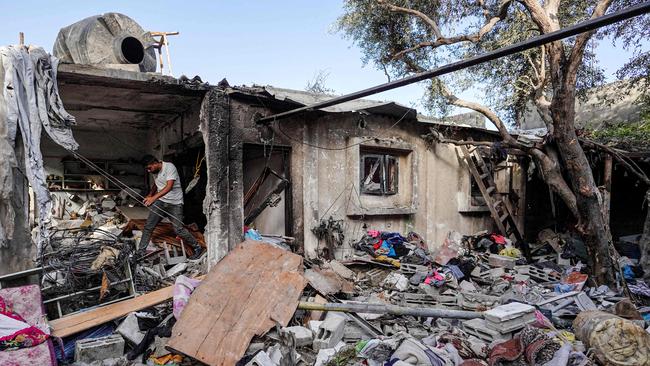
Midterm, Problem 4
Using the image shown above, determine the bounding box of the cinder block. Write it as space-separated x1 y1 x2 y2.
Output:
488 254 517 269
462 318 512 343
313 313 346 351
484 302 535 323
245 351 275 366
282 325 313 347
485 312 536 333
400 263 429 275
75 334 125 364
398 293 438 307
515 265 561 282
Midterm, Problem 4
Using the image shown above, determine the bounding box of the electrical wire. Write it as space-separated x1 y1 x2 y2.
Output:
67 150 188 227
273 107 413 151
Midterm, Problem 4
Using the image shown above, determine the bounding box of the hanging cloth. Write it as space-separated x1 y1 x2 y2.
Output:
0 45 78 252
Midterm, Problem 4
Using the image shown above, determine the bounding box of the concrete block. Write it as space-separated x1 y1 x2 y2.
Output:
308 320 323 334
245 351 276 366
488 254 517 269
515 265 561 282
489 267 506 279
400 263 429 275
116 312 145 345
484 302 535 323
75 334 125 364
282 326 313 347
458 292 501 311
462 318 512 343
313 313 346 351
486 312 536 333
398 293 438 307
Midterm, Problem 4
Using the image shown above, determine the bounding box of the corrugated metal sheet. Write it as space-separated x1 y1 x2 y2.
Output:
263 86 418 119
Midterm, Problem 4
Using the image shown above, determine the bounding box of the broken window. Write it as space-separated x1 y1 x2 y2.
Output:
360 153 398 195
470 178 487 207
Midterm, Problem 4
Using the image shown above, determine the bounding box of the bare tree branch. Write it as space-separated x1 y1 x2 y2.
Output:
378 0 443 38
437 81 520 146
380 0 513 62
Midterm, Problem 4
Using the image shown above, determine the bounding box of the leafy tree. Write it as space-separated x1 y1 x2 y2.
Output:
337 0 649 284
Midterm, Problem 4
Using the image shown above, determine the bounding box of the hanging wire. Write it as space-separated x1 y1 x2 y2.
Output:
274 107 413 151
67 150 188 227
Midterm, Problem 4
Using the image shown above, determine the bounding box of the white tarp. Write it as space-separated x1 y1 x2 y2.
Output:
0 45 78 252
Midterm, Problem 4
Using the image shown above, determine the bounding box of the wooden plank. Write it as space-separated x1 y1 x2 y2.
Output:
166 240 306 366
50 275 203 338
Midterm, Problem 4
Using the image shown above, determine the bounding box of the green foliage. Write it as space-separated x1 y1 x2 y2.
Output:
324 346 358 366
587 119 650 150
336 0 649 125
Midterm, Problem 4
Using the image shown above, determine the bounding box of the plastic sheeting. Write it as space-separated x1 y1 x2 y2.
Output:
0 45 78 251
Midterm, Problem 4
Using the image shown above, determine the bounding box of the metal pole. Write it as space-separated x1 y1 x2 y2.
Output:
298 301 483 319
258 1 650 124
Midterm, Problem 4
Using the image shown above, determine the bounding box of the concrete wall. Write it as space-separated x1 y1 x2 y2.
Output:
230 95 515 259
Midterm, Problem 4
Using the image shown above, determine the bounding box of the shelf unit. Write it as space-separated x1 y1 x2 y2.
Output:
47 159 146 192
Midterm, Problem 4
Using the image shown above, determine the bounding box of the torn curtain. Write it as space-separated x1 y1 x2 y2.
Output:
0 45 78 252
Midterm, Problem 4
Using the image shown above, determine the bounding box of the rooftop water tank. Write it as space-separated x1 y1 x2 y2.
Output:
53 13 157 72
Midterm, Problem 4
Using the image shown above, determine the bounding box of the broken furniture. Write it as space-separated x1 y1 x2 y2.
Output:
40 227 136 319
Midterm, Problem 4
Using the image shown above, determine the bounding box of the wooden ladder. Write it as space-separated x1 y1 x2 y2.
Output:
460 144 524 242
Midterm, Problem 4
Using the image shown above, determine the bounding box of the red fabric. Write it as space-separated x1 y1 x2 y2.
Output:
490 234 506 245
0 297 49 351
373 239 383 250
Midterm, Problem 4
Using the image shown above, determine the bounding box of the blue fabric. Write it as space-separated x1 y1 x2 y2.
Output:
446 265 464 280
245 228 263 241
56 323 115 363
623 265 636 280
380 241 397 258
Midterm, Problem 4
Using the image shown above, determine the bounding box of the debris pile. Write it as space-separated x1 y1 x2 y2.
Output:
2 226 650 365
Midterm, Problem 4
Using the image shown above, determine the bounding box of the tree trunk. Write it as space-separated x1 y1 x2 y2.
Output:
551 86 615 285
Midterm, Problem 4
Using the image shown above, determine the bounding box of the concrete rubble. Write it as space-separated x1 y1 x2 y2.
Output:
16 225 646 366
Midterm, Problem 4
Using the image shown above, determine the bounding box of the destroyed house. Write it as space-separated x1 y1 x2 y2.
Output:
2 64 529 277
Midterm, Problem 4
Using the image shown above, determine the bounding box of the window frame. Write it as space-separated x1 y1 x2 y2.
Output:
360 152 399 196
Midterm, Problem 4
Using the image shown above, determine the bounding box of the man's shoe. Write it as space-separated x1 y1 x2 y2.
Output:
188 247 205 261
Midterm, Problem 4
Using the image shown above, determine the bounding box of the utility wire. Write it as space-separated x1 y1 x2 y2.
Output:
274 107 412 151
67 150 188 227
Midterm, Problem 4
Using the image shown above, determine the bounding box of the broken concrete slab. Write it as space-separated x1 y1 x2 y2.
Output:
282 326 313 347
116 312 145 345
484 302 535 323
488 254 517 269
244 351 275 366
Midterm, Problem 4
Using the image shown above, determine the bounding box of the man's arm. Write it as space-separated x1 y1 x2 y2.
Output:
143 180 174 206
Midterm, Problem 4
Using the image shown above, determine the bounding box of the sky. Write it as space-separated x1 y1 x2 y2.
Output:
0 1 643 115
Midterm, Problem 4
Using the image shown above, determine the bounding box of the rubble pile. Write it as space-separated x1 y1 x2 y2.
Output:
2 227 650 366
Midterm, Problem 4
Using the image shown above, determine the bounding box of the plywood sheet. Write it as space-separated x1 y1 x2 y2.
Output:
50 276 203 338
166 240 306 366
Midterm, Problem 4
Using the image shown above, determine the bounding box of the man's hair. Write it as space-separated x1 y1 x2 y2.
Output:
141 155 159 166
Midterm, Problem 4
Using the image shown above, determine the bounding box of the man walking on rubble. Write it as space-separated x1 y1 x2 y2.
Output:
137 155 205 260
